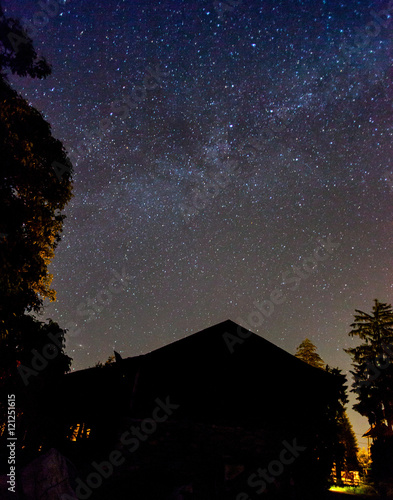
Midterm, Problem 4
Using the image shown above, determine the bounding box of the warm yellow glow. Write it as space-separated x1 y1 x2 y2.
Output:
329 485 375 496
68 423 91 441
69 423 80 441
331 464 360 486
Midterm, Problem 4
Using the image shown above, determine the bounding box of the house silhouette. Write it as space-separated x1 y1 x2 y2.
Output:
55 320 339 500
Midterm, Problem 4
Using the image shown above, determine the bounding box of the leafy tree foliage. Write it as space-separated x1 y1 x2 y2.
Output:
0 79 73 317
0 0 73 319
295 338 325 369
0 3 51 79
0 317 72 453
0 2 73 458
357 448 371 481
94 355 115 368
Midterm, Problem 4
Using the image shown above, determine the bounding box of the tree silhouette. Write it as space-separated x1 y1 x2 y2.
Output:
337 411 359 472
326 366 358 482
0 3 51 79
0 0 73 319
345 299 393 433
345 299 393 489
94 355 116 368
295 339 358 483
0 80 73 316
295 338 325 369
0 2 73 459
1 317 72 453
357 448 371 481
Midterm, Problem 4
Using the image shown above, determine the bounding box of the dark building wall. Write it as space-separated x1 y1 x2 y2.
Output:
54 320 337 499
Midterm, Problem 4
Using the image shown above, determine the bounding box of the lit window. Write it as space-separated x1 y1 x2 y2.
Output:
68 423 91 441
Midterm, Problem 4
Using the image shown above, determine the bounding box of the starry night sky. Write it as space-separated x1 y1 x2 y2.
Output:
4 0 393 446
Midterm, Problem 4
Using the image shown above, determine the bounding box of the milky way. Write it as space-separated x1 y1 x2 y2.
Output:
4 0 393 445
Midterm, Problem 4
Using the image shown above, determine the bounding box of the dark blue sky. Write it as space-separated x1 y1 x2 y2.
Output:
4 0 393 447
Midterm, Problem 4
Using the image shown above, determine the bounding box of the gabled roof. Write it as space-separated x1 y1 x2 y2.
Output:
59 320 333 430
144 319 321 370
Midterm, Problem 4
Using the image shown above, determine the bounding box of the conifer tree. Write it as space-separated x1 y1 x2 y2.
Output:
295 339 359 482
295 338 325 369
